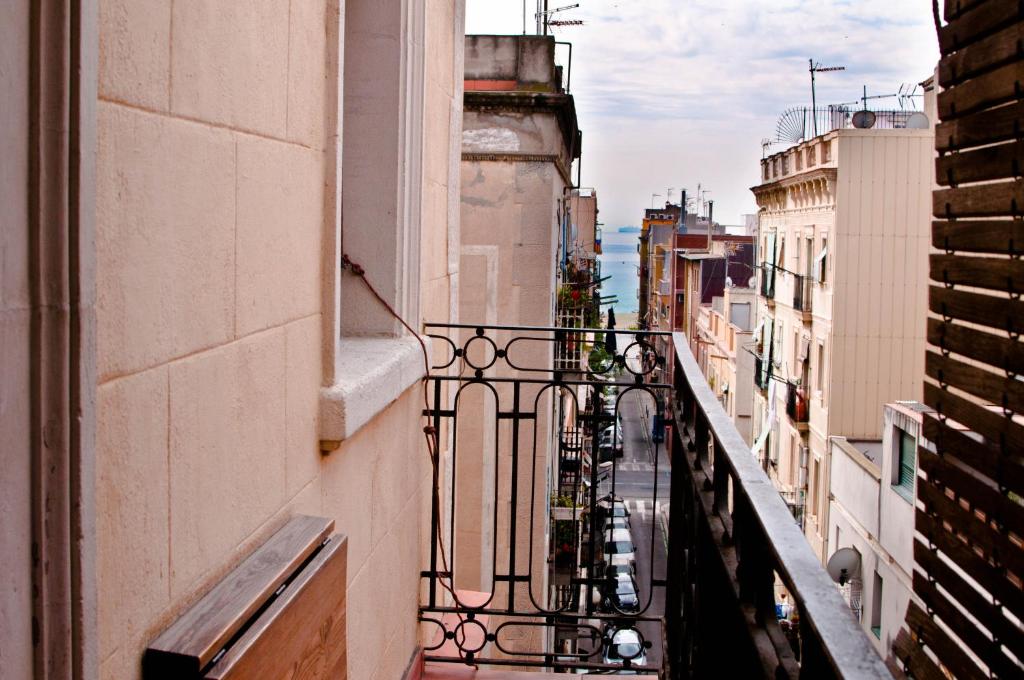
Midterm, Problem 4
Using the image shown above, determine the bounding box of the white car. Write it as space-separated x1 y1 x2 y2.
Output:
602 627 648 668
603 527 636 568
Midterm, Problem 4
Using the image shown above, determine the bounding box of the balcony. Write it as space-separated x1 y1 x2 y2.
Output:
786 383 809 430
418 323 887 678
793 274 812 321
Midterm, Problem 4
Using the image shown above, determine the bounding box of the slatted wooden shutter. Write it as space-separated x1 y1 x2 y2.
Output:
893 1 1024 678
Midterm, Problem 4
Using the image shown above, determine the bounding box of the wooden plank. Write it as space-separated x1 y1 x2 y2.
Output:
922 412 1024 499
912 573 1022 679
927 318 1024 374
925 350 1024 414
935 99 1024 153
944 0 998 22
905 600 987 680
938 60 1024 120
929 285 1024 333
932 219 1024 254
145 515 334 678
205 535 347 680
923 381 1024 456
915 544 1024 664
918 445 1024 552
939 21 1024 87
938 0 1022 54
916 512 1024 619
892 627 946 680
933 179 1024 218
917 476 1024 575
930 253 1024 292
936 139 1023 186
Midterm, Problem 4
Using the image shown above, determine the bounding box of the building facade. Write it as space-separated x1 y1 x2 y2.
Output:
3 1 467 678
750 124 933 559
828 402 929 659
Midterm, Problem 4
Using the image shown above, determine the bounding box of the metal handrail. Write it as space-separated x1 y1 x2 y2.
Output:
668 331 891 678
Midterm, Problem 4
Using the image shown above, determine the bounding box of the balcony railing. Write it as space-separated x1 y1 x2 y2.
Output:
416 322 888 678
420 322 672 675
786 383 809 424
793 274 812 314
666 331 888 678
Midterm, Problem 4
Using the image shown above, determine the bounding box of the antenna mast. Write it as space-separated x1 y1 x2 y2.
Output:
809 59 845 136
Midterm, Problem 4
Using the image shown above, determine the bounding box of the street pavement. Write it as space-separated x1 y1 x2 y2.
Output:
604 387 671 670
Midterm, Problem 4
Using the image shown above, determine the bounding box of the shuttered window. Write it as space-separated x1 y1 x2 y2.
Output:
895 428 915 499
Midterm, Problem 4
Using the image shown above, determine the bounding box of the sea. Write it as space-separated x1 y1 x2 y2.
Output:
598 228 641 314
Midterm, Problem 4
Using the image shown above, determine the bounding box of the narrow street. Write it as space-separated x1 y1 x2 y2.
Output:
606 387 671 670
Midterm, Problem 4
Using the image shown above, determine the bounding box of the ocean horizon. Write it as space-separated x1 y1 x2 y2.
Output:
598 229 641 314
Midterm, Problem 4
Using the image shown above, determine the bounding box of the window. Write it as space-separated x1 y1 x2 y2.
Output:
894 427 916 499
870 572 883 638
809 458 820 518
816 342 826 396
818 236 828 283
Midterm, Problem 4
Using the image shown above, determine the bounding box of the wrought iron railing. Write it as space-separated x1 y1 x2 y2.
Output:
793 274 812 313
664 331 889 678
419 323 673 674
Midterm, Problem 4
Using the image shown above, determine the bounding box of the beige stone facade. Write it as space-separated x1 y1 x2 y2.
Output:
3 1 467 678
751 125 933 560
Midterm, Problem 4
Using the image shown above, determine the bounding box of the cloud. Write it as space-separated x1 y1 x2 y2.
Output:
466 0 939 226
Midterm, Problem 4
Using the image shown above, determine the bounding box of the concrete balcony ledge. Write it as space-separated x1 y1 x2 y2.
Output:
319 335 427 451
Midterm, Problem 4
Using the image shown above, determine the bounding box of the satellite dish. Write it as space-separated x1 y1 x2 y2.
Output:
851 110 876 129
826 547 861 586
747 276 757 288
775 107 810 144
725 276 734 288
906 112 930 129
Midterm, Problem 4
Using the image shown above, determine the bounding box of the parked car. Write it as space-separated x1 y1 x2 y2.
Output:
604 515 630 532
603 528 636 568
605 562 634 580
603 573 640 613
597 497 630 522
602 627 648 668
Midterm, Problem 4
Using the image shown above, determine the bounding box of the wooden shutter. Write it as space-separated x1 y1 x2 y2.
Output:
893 2 1024 678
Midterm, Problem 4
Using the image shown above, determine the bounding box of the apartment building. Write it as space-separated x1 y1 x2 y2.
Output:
828 402 930 658
3 2 467 678
750 120 933 560
638 202 682 329
694 285 756 444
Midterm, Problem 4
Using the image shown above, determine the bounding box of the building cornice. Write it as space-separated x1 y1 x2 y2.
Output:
464 90 580 163
751 167 837 196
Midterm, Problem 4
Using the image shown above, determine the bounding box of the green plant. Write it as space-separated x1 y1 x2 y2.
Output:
551 493 575 508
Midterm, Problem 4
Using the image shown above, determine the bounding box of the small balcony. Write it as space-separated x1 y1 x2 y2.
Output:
786 383 809 430
418 323 887 678
793 274 812 321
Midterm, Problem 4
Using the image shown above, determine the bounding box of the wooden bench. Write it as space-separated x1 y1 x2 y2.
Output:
144 515 347 679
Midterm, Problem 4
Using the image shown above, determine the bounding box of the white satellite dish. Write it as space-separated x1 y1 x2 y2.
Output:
725 276 734 288
906 112 930 129
747 276 757 288
826 547 861 586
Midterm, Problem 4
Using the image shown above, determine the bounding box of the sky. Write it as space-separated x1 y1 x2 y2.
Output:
465 0 940 228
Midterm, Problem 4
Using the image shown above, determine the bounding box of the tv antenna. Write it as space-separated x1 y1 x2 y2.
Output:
536 2 580 35
809 60 845 136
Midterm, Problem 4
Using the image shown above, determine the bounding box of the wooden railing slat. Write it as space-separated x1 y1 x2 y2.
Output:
925 350 1024 414
921 413 1024 501
938 0 1022 54
892 627 946 680
935 139 1023 186
906 600 988 680
932 219 1024 254
914 543 1024 662
933 178 1024 218
939 20 1024 87
935 99 1024 152
929 285 1024 333
930 252 1024 292
926 317 1024 374
923 380 1024 452
938 60 1024 120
